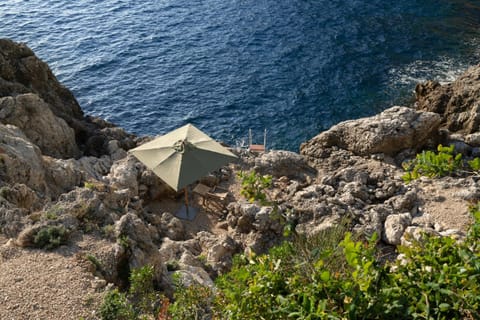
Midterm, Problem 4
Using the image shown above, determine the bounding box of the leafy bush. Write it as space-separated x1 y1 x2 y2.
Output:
33 225 68 250
169 206 480 319
129 265 156 317
100 265 158 320
402 144 462 183
100 289 135 320
168 274 215 320
237 170 272 204
468 157 480 171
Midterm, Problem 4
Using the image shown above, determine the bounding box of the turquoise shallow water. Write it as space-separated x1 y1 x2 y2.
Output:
1 0 480 150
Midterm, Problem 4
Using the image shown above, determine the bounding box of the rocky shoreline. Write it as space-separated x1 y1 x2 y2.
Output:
0 38 478 319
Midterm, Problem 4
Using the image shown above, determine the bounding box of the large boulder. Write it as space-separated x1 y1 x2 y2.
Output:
0 124 46 193
416 64 480 134
0 94 79 158
254 150 316 181
300 106 441 157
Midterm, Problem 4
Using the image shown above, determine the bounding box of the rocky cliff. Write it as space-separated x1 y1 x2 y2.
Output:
0 39 478 319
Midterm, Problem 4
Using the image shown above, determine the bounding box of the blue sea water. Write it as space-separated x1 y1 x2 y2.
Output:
1 0 480 151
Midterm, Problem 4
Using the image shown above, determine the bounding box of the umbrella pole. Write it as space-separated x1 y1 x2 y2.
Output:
184 187 189 216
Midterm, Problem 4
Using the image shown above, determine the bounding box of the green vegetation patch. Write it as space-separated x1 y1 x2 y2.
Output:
237 170 272 205
168 206 480 319
33 225 68 250
402 144 480 183
100 265 159 320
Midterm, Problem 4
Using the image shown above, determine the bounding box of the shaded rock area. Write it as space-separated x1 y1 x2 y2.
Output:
0 39 478 319
416 64 480 135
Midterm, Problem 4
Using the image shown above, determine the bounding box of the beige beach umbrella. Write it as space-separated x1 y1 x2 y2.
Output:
129 123 237 217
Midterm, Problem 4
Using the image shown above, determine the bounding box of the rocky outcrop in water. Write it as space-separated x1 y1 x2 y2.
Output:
416 64 480 135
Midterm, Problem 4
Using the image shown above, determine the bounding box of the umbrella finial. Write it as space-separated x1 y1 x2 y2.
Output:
173 139 194 153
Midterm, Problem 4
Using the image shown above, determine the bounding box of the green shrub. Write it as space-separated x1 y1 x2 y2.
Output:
172 206 480 319
100 265 158 320
212 223 353 319
402 144 462 183
468 157 480 171
129 265 156 317
118 235 131 250
102 224 115 240
381 205 480 319
100 289 135 320
86 254 102 273
237 170 272 204
44 211 58 220
33 225 68 250
168 273 216 320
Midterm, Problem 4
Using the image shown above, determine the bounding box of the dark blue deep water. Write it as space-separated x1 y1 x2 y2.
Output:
1 1 480 150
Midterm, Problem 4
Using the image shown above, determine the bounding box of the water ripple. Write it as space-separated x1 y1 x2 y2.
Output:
1 0 479 150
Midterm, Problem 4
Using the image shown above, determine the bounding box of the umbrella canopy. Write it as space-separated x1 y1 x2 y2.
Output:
129 123 237 191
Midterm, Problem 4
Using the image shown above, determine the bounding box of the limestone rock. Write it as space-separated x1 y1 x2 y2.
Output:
174 266 214 288
301 106 441 157
43 155 112 197
0 124 46 193
196 232 239 272
0 184 40 210
0 94 79 158
383 213 412 245
401 226 440 247
254 150 316 181
0 39 137 157
114 212 164 282
0 206 29 238
159 212 185 241
138 170 172 200
106 155 140 198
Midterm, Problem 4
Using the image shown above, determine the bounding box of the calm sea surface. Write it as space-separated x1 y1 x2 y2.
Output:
1 0 480 150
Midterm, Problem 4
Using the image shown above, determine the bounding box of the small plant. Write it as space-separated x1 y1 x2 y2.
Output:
468 157 480 171
129 265 156 317
118 235 130 250
237 170 272 204
102 224 115 240
84 181 96 190
83 295 95 307
86 254 103 273
402 144 462 183
100 265 158 320
44 211 58 220
33 225 68 250
0 186 9 199
166 260 180 272
84 179 108 192
28 212 42 222
100 289 135 320
197 254 207 265
43 205 64 220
